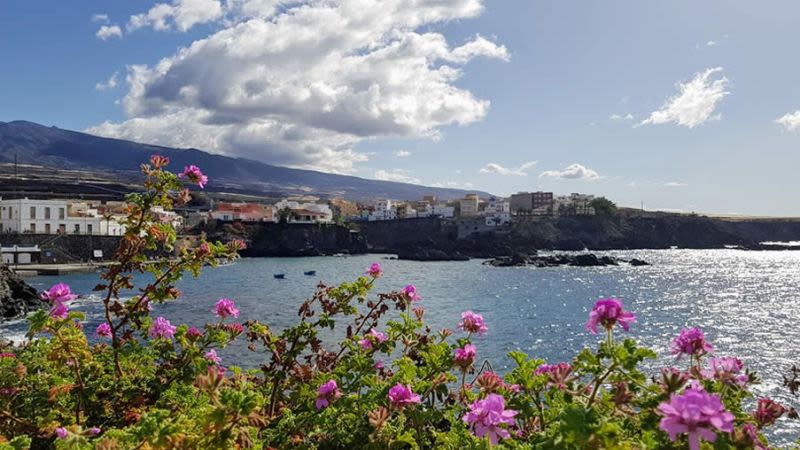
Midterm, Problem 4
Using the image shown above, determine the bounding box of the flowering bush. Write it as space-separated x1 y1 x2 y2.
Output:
0 157 795 449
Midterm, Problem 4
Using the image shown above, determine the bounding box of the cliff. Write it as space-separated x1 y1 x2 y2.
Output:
201 221 368 257
356 215 800 259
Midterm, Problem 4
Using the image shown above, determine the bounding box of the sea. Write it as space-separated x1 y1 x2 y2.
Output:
3 250 800 443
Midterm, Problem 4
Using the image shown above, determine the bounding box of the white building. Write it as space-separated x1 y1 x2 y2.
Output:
368 199 397 221
0 198 126 235
483 197 511 226
274 199 333 223
554 194 596 216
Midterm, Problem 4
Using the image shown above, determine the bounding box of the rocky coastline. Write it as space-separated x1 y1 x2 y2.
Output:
0 264 44 320
483 253 650 268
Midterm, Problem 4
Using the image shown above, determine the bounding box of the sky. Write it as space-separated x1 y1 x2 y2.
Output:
2 1 800 216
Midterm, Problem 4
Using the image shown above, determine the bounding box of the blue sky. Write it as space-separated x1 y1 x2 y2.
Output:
2 1 800 215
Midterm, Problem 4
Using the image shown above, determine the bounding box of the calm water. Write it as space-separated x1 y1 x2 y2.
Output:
5 250 800 442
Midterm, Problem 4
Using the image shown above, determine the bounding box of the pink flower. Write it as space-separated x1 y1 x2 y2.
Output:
374 360 384 370
214 298 240 319
41 283 78 304
225 323 244 334
0 353 15 359
204 349 222 365
402 284 422 302
659 367 690 394
585 298 636 334
535 363 574 389
462 393 518 446
315 379 342 410
366 263 383 278
149 317 176 340
95 323 112 338
454 344 477 369
657 387 734 450
702 357 748 387
178 165 208 188
49 301 69 320
458 311 488 336
55 427 68 439
741 424 768 450
186 326 202 338
387 383 421 408
88 427 101 436
150 154 170 168
359 328 388 350
754 398 786 428
41 283 77 320
671 328 714 358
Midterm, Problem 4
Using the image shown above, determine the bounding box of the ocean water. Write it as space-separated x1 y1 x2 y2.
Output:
4 250 800 442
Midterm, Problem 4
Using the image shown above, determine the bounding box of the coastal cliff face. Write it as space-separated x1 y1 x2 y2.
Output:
357 215 800 259
0 264 43 320
202 221 368 257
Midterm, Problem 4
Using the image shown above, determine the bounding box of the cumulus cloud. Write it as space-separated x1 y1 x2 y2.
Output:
775 111 800 131
638 67 730 128
539 163 600 180
96 25 123 40
92 14 109 23
664 181 688 187
610 113 633 120
95 72 119 91
479 161 537 176
88 0 507 172
395 150 412 157
373 169 421 185
128 0 224 32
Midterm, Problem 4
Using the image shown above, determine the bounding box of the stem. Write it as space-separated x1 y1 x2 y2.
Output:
587 364 616 408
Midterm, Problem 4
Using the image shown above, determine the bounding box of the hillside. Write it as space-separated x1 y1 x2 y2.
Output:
0 120 489 201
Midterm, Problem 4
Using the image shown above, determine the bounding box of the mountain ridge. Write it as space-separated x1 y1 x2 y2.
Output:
0 120 490 201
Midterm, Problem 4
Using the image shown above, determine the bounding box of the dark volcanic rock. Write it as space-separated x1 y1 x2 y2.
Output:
0 265 44 320
485 253 646 268
628 258 650 266
397 247 469 262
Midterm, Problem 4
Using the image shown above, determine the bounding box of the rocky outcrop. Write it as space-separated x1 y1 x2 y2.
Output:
396 247 469 262
0 265 44 320
483 253 647 268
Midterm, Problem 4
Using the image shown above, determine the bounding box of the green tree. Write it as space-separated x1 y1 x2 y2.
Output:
589 197 617 217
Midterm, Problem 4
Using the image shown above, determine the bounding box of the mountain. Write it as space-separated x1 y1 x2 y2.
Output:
0 120 489 201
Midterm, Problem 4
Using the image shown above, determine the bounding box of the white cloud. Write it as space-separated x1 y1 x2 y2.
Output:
95 72 119 91
96 25 123 40
664 181 688 187
775 111 800 131
706 40 718 47
92 14 109 23
539 163 600 180
610 113 633 120
395 150 412 158
373 169 421 185
88 0 508 172
128 0 224 32
479 161 537 176
638 67 730 128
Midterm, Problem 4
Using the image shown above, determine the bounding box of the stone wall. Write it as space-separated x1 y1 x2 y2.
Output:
0 234 123 263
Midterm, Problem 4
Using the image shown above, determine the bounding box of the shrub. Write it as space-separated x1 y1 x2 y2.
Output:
0 158 791 449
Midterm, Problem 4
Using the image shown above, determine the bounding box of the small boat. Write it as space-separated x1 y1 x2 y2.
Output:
274 274 285 279
303 270 316 276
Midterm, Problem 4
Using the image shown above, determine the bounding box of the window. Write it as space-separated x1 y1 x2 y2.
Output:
30 223 36 233
74 224 80 234
45 207 51 219
87 224 93 234
45 223 51 234
59 224 66 234
59 208 65 220
30 206 36 219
